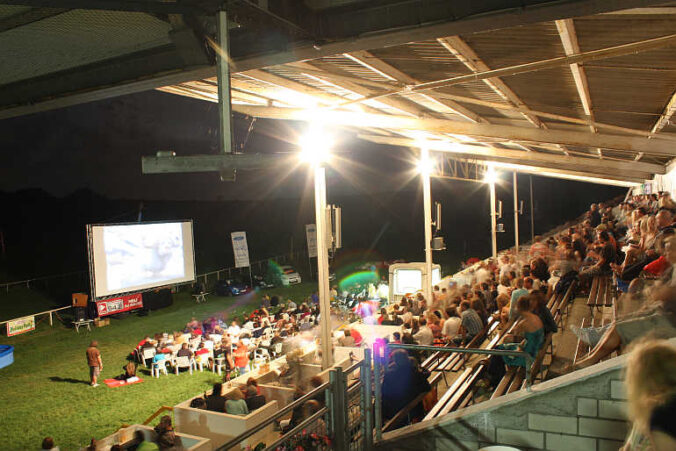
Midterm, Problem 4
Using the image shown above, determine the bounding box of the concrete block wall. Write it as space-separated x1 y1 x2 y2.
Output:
373 343 655 451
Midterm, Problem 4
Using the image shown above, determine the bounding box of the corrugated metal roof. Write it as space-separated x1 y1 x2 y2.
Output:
0 9 171 85
0 5 32 20
158 8 676 178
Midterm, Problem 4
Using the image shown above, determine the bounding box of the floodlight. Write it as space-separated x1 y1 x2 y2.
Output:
299 124 332 165
484 166 499 184
417 151 435 175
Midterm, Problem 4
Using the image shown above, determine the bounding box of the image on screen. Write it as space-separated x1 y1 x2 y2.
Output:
394 269 422 295
89 221 195 298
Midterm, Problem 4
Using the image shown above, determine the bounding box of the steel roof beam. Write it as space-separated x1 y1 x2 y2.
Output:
357 134 660 180
232 105 676 156
555 18 602 158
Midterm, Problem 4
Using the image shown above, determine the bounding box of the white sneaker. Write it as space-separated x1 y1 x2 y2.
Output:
91 383 99 387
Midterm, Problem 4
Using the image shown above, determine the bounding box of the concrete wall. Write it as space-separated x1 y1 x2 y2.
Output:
97 424 211 451
174 400 278 450
372 338 676 451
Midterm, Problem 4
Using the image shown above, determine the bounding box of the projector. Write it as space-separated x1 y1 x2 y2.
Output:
156 151 176 157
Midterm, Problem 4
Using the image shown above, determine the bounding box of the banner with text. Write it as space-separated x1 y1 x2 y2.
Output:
96 293 143 317
305 224 317 258
231 231 251 268
6 316 35 337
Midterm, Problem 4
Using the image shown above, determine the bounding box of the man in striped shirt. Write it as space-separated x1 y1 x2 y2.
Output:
459 300 484 343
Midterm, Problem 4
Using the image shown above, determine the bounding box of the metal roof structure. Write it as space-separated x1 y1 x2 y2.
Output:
2 1 676 185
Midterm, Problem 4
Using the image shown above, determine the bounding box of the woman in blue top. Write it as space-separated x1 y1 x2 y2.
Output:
498 296 544 368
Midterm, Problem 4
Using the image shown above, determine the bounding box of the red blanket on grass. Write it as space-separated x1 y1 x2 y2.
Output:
104 378 144 388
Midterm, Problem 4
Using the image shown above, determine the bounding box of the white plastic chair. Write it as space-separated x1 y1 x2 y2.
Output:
195 351 212 372
152 359 168 378
213 356 226 375
141 347 156 367
174 356 194 375
272 342 283 357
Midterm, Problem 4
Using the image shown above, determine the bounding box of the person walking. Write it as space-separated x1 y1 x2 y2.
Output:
86 341 103 387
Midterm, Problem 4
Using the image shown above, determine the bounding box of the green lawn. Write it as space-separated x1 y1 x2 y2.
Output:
0 283 316 451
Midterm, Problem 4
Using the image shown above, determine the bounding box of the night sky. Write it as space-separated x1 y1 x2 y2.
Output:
0 90 415 201
0 90 626 280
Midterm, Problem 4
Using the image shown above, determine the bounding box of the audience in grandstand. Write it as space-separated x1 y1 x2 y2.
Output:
572 285 676 370
381 349 431 428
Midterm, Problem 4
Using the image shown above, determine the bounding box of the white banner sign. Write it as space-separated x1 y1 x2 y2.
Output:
305 224 317 258
7 316 35 337
231 231 250 268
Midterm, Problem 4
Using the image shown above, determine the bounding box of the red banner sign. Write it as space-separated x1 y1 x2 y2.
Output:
96 293 143 317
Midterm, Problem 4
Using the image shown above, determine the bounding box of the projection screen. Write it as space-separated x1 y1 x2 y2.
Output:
87 221 195 298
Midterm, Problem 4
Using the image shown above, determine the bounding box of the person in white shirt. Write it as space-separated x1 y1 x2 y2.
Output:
442 306 461 339
499 255 517 280
227 321 241 338
413 318 434 345
286 299 297 311
475 263 491 285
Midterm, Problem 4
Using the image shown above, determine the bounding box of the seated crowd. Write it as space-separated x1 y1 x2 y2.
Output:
133 295 322 379
373 193 676 435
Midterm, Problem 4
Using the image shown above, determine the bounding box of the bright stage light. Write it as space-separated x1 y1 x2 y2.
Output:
417 156 435 175
299 124 332 165
417 144 435 175
484 166 499 184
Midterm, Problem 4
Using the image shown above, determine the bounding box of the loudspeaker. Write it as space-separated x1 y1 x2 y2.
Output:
74 307 86 322
72 293 88 307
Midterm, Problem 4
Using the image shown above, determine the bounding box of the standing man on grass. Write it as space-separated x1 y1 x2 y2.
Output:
86 341 103 387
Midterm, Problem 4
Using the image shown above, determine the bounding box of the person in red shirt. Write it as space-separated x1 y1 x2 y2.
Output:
234 340 250 374
349 328 363 346
194 343 209 357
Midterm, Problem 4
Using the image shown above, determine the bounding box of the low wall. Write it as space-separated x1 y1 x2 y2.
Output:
174 398 278 450
372 339 676 451
259 384 297 410
97 424 211 451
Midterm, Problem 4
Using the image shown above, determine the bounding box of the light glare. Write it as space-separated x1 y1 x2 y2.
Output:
484 166 499 184
417 155 435 175
299 124 332 165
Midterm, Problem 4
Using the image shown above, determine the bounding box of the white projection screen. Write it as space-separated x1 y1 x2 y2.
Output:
87 221 195 298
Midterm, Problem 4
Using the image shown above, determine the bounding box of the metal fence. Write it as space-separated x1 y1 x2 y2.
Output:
0 250 306 330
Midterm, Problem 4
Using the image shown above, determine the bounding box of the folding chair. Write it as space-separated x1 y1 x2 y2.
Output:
174 356 195 375
195 351 212 372
140 347 156 367
213 356 226 376
151 359 169 378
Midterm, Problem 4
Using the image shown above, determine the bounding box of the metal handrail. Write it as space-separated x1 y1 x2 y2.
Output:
385 343 534 390
217 381 331 451
0 251 296 328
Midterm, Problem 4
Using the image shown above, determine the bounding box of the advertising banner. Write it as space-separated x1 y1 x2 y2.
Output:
306 224 317 258
96 293 143 317
6 316 35 337
231 231 251 268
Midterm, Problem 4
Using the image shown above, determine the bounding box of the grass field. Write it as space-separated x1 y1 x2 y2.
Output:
0 283 316 450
